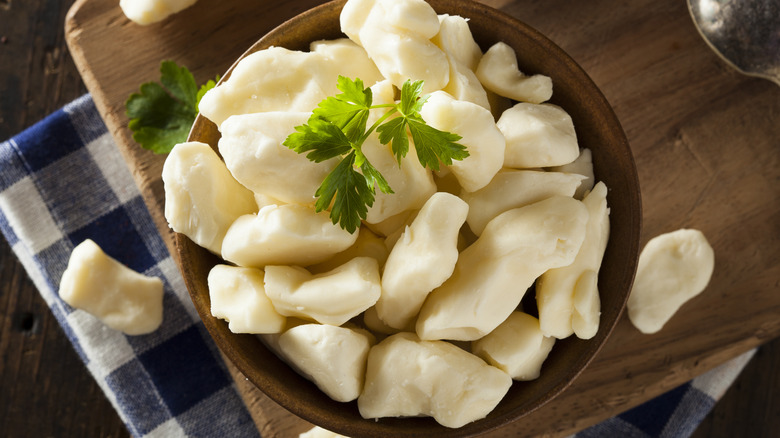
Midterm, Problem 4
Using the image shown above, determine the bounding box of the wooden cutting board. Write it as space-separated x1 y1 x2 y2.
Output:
64 0 780 436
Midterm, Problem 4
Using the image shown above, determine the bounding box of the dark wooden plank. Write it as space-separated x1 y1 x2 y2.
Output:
1 0 778 437
693 337 780 438
0 0 129 437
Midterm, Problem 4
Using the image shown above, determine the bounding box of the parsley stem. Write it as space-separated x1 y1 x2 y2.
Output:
360 106 398 145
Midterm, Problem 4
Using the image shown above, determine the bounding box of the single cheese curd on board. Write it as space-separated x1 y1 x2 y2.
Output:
628 229 715 334
59 239 163 336
119 0 197 25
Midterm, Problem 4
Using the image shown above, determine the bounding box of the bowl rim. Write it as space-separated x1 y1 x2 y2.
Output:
179 0 642 436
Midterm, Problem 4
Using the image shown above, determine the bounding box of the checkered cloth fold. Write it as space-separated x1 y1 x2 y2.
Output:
0 95 259 438
0 95 755 438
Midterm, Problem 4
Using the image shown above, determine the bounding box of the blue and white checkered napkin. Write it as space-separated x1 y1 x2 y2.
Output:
0 94 756 438
0 95 259 438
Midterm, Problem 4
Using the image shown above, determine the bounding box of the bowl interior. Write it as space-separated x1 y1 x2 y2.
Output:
179 0 641 436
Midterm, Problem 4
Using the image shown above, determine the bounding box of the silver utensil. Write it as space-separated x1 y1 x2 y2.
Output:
688 0 780 86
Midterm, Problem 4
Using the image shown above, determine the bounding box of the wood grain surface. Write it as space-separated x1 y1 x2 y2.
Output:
1 0 778 437
0 1 128 436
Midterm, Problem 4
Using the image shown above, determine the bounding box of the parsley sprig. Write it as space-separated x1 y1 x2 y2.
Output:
284 76 468 233
125 61 219 154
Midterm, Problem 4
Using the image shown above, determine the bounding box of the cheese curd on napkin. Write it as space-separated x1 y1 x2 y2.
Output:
59 239 163 335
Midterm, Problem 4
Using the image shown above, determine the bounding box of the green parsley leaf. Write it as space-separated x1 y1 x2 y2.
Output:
377 79 468 171
196 77 220 112
284 76 468 232
315 152 374 234
407 118 468 171
376 116 409 164
398 79 426 115
283 117 353 162
359 154 394 195
312 76 372 142
126 60 218 154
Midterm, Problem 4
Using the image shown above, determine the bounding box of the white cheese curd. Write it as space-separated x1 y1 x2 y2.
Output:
416 196 588 341
497 102 580 169
363 305 402 335
307 226 389 274
162 141 257 255
339 0 375 45
367 79 396 126
258 318 310 353
174 0 618 423
550 148 595 199
628 229 714 334
309 38 384 83
432 15 483 71
377 192 468 330
253 193 284 211
460 169 585 236
380 0 441 39
358 332 512 428
119 0 197 25
59 239 163 335
218 112 337 205
199 43 383 128
299 426 349 438
441 56 491 110
263 257 381 326
537 182 610 339
472 312 555 381
278 323 372 402
476 41 553 104
221 204 358 268
207 264 285 334
432 15 490 109
364 210 415 239
571 269 601 339
362 135 437 224
380 215 414 252
342 0 450 92
420 91 505 192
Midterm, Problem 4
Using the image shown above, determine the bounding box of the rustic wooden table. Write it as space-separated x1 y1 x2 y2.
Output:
1 0 778 437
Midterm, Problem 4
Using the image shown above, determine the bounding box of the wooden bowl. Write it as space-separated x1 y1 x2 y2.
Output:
178 0 642 436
